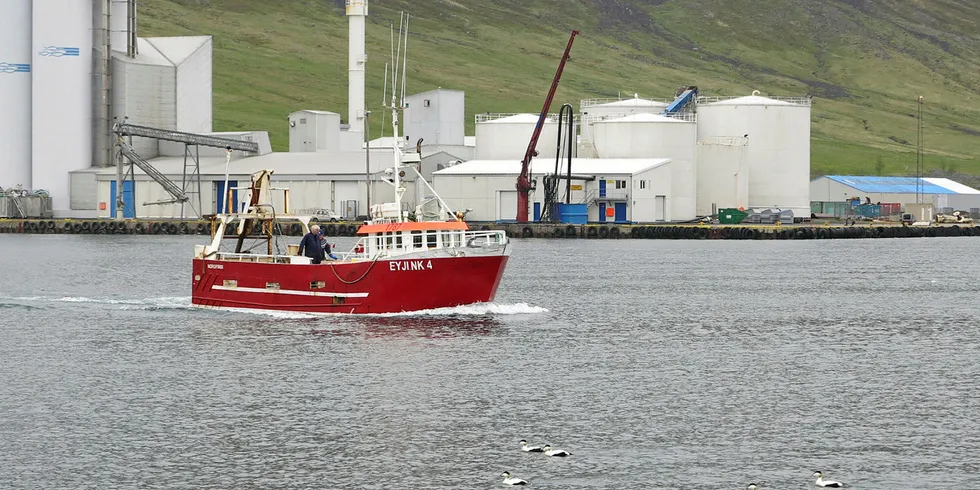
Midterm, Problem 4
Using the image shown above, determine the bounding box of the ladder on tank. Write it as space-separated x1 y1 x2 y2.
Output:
113 123 260 218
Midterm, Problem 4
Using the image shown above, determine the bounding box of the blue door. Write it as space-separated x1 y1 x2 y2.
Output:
598 179 607 198
215 180 238 213
614 202 627 223
109 180 135 218
533 202 541 221
598 202 606 223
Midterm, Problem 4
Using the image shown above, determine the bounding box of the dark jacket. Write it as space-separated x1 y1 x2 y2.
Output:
298 232 324 264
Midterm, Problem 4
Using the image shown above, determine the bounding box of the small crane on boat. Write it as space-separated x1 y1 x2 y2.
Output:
516 30 579 223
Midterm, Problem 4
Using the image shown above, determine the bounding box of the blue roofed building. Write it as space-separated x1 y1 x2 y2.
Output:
810 175 980 214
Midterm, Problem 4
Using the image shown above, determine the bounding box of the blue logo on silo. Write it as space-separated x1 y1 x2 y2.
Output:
0 62 31 73
38 46 80 57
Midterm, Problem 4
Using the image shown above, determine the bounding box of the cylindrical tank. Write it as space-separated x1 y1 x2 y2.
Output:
0 0 33 189
580 97 667 145
697 92 811 216
475 114 572 160
592 113 697 221
696 136 749 215
33 0 94 214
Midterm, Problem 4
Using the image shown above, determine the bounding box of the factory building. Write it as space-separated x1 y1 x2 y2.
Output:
78 141 418 220
810 175 980 216
3 0 815 224
433 158 672 223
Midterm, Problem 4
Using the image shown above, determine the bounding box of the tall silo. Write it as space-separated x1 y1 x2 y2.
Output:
0 0 33 189
32 0 94 215
592 113 697 221
697 92 811 217
579 96 667 156
474 113 571 160
696 136 749 215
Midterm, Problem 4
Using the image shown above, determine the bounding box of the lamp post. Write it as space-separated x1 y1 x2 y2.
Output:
916 95 923 204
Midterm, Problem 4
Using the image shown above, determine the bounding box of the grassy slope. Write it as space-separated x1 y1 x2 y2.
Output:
140 0 980 181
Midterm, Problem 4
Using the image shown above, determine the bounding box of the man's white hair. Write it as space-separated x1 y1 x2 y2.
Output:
310 224 320 232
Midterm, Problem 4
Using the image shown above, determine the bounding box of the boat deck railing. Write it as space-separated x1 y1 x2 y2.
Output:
198 229 508 264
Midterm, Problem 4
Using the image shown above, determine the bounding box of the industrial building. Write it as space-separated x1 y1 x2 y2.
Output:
2 0 814 224
432 158 672 223
810 175 980 215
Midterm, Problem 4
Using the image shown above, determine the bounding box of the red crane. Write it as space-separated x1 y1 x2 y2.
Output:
516 30 579 223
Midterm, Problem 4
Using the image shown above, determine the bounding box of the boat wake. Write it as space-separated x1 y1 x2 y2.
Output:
0 296 547 319
374 302 549 317
1 295 192 307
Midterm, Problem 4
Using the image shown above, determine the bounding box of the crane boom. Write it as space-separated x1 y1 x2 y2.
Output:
516 30 579 223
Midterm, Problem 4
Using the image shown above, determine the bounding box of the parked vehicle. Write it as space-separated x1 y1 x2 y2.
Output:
297 208 343 222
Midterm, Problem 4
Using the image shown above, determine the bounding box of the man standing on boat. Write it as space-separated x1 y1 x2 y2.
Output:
299 224 325 264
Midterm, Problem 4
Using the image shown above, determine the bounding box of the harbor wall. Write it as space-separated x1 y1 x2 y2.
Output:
1 219 978 240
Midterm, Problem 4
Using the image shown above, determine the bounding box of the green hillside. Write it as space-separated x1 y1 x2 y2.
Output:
141 0 980 181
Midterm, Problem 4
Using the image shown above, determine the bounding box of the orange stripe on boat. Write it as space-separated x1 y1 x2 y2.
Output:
356 221 471 234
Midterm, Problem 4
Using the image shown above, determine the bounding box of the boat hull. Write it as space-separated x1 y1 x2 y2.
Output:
191 255 509 314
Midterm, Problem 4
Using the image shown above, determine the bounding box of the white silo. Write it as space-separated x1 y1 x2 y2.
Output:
696 136 749 215
579 96 667 156
0 0 33 189
32 0 93 215
697 91 812 217
592 113 697 221
474 114 572 160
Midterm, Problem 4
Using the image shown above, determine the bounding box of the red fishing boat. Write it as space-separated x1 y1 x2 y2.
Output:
191 116 509 314
191 166 509 314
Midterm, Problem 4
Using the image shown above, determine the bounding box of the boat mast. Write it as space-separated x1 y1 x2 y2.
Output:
386 12 410 223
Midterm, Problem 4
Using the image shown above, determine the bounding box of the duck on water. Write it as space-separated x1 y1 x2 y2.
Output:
501 471 528 485
813 471 844 487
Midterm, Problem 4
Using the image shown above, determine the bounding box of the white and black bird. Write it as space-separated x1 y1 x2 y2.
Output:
501 471 528 485
519 439 543 452
813 471 844 487
542 444 571 457
747 484 759 490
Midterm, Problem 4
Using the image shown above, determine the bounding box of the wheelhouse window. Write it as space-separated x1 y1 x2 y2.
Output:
426 232 438 249
412 231 423 249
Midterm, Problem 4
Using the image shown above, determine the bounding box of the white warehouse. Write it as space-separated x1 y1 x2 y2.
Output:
810 175 980 212
432 158 672 223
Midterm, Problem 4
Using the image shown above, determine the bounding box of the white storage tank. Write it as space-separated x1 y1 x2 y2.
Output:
696 136 750 215
32 0 94 216
697 91 811 216
580 96 667 148
592 113 697 221
475 113 572 160
0 0 33 189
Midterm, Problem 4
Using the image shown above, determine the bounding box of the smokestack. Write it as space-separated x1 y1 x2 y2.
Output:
346 0 367 133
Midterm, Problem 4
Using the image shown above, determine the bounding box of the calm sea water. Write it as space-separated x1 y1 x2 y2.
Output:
1 234 978 489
